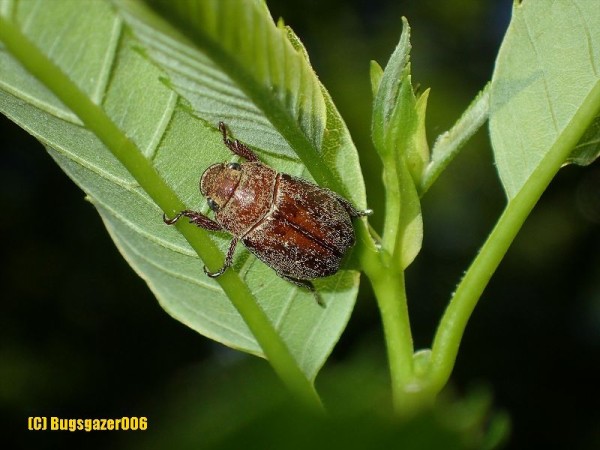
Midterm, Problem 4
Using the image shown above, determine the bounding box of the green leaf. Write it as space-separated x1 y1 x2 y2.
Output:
371 17 411 158
0 0 365 382
490 0 600 199
371 17 423 269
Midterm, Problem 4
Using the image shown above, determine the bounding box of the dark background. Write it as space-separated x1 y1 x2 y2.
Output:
1 0 598 448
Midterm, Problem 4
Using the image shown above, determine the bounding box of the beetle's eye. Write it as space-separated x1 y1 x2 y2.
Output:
207 198 219 212
227 162 242 171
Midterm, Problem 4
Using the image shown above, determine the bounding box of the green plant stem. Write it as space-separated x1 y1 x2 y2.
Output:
373 270 414 414
428 81 600 394
0 14 322 412
359 227 417 415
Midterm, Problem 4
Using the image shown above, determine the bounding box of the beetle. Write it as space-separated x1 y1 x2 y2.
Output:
164 122 372 306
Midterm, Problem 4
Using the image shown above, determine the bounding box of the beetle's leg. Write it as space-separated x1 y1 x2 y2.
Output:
204 237 239 278
218 121 260 162
163 210 223 231
280 275 325 308
332 193 373 219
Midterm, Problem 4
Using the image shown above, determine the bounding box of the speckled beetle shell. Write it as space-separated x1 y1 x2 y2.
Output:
164 123 371 304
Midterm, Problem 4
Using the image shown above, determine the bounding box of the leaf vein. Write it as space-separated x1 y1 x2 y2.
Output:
522 11 560 134
93 15 123 105
146 89 177 160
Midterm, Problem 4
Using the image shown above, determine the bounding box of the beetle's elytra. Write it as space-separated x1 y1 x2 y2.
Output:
164 122 372 306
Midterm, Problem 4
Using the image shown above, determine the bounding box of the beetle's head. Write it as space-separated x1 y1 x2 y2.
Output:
200 162 243 213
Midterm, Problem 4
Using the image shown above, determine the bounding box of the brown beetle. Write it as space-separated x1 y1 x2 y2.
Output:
164 122 371 305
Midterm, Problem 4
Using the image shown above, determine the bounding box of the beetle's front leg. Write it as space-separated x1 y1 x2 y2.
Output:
218 121 259 162
204 237 239 278
164 211 237 278
163 210 223 231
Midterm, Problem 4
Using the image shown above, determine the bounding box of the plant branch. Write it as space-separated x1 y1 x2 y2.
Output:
358 225 416 414
428 81 600 393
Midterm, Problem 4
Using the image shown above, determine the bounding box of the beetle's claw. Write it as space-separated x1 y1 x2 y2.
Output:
163 212 183 225
204 265 226 278
360 208 374 217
